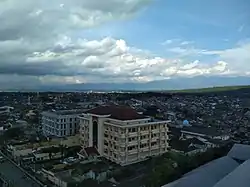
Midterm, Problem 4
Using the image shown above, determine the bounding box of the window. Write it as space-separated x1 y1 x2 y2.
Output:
140 143 148 148
128 146 136 150
151 142 157 146
129 137 136 142
64 124 66 129
70 118 72 122
70 123 72 128
104 141 108 146
129 128 137 133
141 135 148 139
64 130 66 135
120 129 125 134
61 124 63 129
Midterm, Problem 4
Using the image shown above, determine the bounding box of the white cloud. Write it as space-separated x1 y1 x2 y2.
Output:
162 40 174 45
0 0 249 89
166 40 250 74
23 36 231 81
181 60 199 70
238 24 245 32
168 46 221 56
180 41 193 45
1 34 248 87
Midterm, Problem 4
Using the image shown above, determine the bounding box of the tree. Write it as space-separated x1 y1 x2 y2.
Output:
146 158 176 187
145 146 231 187
4 128 24 139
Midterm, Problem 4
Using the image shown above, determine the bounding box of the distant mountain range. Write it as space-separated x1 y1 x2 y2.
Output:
14 76 250 92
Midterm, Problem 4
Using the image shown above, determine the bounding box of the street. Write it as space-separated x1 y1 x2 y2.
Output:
0 152 43 187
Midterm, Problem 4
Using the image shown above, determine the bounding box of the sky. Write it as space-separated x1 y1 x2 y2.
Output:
0 0 250 90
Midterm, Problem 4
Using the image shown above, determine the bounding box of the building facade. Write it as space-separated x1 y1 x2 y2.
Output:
42 110 85 137
79 105 170 165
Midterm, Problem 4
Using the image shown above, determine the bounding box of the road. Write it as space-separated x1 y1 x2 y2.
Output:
0 152 43 187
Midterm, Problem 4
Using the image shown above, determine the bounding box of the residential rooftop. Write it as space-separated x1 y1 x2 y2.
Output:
9 135 80 150
181 125 222 137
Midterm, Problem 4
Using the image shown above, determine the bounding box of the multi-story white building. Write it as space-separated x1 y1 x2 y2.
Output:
42 110 85 137
79 105 170 166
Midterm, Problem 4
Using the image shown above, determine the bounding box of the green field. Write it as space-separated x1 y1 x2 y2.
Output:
169 85 250 93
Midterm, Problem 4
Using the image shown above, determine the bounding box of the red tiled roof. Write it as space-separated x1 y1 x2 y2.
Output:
86 105 146 120
84 147 100 157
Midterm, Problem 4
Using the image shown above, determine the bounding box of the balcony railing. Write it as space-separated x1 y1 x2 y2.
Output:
140 131 150 135
128 132 138 137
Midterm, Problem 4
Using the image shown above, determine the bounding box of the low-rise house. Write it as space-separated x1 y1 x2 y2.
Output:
180 126 230 140
170 137 208 155
6 135 80 162
41 161 112 187
78 146 100 161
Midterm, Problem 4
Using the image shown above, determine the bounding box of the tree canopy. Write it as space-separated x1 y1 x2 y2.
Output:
145 145 231 187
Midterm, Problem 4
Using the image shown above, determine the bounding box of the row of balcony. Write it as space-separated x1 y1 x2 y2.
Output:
104 127 169 136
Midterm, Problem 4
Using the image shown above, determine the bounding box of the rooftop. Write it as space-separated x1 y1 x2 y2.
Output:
42 109 86 116
84 147 100 157
227 144 250 161
213 159 250 187
11 135 80 150
53 161 111 183
162 156 239 187
181 126 222 137
162 144 250 187
86 105 146 120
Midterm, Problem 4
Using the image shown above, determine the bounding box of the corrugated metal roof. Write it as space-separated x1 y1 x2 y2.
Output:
213 159 250 187
227 144 250 161
163 156 239 187
161 179 180 187
162 144 250 187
